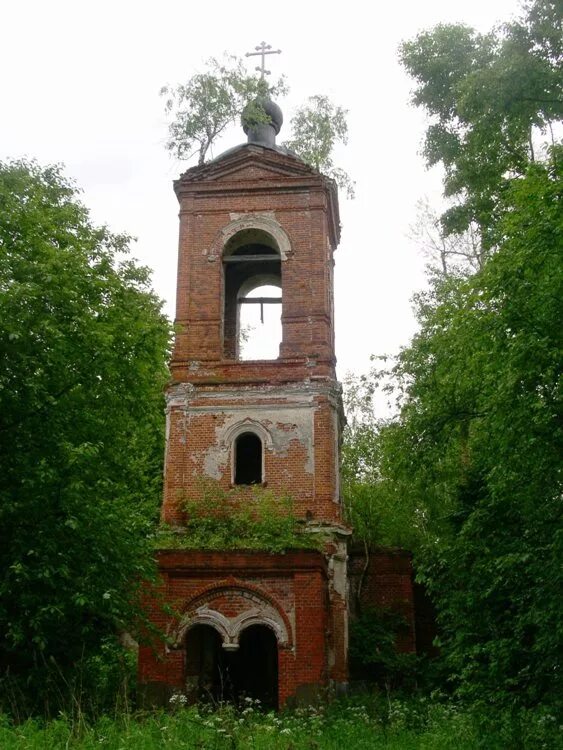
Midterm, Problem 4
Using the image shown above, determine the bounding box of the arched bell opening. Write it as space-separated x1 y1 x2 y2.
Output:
223 229 282 360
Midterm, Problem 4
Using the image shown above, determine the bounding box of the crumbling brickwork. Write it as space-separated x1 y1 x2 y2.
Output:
139 551 331 707
138 142 349 708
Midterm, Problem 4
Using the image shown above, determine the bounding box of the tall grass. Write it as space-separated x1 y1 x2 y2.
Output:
0 695 474 750
0 695 560 749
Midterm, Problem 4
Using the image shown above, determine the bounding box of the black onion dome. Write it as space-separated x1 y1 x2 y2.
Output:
242 96 283 147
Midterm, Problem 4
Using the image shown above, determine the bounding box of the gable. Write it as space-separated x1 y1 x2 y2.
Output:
175 145 318 187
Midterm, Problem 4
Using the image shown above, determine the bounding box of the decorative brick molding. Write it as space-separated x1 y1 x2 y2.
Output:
212 213 292 261
173 604 290 651
171 577 293 649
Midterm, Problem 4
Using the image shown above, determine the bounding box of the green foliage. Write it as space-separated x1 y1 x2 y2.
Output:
372 155 563 711
0 696 494 750
3 695 561 749
161 56 287 165
342 93 561 713
338 3 562 712
154 481 324 553
283 95 355 198
349 608 420 688
400 1 562 244
0 159 171 712
341 371 423 549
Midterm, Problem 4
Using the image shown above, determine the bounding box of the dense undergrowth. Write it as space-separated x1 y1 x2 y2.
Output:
154 483 325 553
1 695 561 750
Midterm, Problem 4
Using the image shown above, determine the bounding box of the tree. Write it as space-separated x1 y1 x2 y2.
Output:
161 61 354 197
161 56 287 165
341 1 563 718
0 160 171 712
409 197 486 277
341 369 416 549
378 156 563 712
283 95 355 198
400 0 562 245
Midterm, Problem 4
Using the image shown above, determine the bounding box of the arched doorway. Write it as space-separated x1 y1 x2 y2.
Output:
184 623 278 708
236 625 278 708
184 624 223 704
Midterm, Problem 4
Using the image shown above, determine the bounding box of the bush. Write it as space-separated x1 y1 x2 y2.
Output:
349 608 421 689
154 481 325 553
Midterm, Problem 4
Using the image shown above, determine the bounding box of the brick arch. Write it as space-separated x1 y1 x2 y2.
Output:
212 214 292 261
222 419 273 450
173 578 293 649
234 611 288 644
180 609 231 644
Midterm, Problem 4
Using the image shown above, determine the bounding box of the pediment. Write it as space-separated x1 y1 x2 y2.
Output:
175 144 319 188
172 143 341 247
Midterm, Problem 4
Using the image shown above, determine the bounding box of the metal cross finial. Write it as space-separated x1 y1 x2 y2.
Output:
245 41 281 79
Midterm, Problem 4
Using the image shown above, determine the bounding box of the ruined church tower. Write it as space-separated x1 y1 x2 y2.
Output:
138 76 349 708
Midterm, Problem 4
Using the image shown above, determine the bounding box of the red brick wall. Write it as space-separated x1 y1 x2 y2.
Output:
138 550 332 707
348 546 416 654
139 144 349 707
171 150 339 370
161 385 342 525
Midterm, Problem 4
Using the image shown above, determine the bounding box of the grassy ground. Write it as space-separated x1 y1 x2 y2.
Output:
0 696 474 750
0 695 560 749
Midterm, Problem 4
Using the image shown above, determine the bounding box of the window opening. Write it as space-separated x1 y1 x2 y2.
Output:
234 432 263 485
223 230 282 360
238 284 282 360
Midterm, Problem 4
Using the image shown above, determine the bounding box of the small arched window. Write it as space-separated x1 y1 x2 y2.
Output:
234 432 263 485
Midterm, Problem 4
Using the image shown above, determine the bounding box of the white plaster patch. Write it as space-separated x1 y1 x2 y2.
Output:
199 404 315 478
166 382 195 409
329 541 348 600
229 211 276 222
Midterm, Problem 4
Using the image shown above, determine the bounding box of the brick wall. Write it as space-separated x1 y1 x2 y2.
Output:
139 143 349 707
171 148 340 370
348 546 417 654
138 550 332 707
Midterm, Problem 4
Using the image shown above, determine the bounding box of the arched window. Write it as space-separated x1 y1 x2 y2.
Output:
223 229 282 360
234 432 263 485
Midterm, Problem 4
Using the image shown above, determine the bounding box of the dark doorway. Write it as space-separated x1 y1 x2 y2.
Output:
234 432 262 485
184 624 278 709
184 625 223 704
236 625 279 708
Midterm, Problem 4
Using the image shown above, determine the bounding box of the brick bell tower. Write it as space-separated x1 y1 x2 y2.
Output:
138 70 349 708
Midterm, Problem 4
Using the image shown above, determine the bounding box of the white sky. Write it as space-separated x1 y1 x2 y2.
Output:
1 0 523 397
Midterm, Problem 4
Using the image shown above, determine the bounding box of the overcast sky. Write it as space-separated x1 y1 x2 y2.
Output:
1 0 523 396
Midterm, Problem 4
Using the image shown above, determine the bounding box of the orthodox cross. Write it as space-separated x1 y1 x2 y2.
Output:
245 41 281 79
